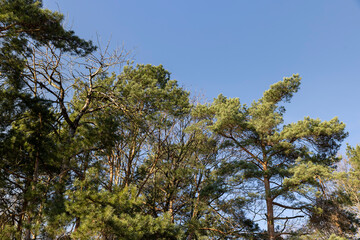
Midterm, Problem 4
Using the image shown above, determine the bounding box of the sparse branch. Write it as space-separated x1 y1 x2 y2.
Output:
273 215 304 220
272 201 308 211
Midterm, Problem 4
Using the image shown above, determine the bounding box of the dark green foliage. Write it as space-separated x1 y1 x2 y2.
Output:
63 169 180 240
0 1 355 239
0 0 94 238
193 75 347 239
0 0 95 94
0 0 95 55
0 97 60 237
307 196 359 238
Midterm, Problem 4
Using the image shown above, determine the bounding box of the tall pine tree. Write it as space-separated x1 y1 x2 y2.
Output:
193 75 347 239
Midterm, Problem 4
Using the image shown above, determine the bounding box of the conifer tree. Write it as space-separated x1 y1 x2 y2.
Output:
0 1 353 239
140 108 259 239
193 75 347 239
0 0 95 237
54 64 189 238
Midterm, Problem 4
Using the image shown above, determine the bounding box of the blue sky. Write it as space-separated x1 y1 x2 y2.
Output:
44 0 360 151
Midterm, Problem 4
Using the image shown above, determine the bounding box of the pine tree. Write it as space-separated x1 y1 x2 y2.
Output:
0 0 95 237
193 75 347 239
53 64 190 237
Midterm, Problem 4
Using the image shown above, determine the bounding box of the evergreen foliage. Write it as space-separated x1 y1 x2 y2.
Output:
193 75 348 239
0 2 358 240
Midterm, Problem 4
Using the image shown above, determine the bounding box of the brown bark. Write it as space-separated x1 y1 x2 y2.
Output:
264 176 275 240
169 199 174 223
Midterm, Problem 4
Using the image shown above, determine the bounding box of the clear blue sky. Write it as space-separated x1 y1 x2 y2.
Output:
44 0 360 151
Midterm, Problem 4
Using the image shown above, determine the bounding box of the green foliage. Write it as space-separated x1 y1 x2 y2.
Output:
0 97 61 236
327 235 348 240
307 196 359 238
0 0 95 93
193 74 347 238
0 0 95 55
319 145 360 239
0 0 96 238
64 169 180 240
297 233 347 240
0 2 355 239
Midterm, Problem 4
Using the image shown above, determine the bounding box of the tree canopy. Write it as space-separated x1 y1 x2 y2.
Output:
0 1 359 240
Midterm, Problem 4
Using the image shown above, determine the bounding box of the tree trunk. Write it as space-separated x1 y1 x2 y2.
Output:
18 180 31 239
169 199 174 223
24 222 31 240
264 176 275 240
